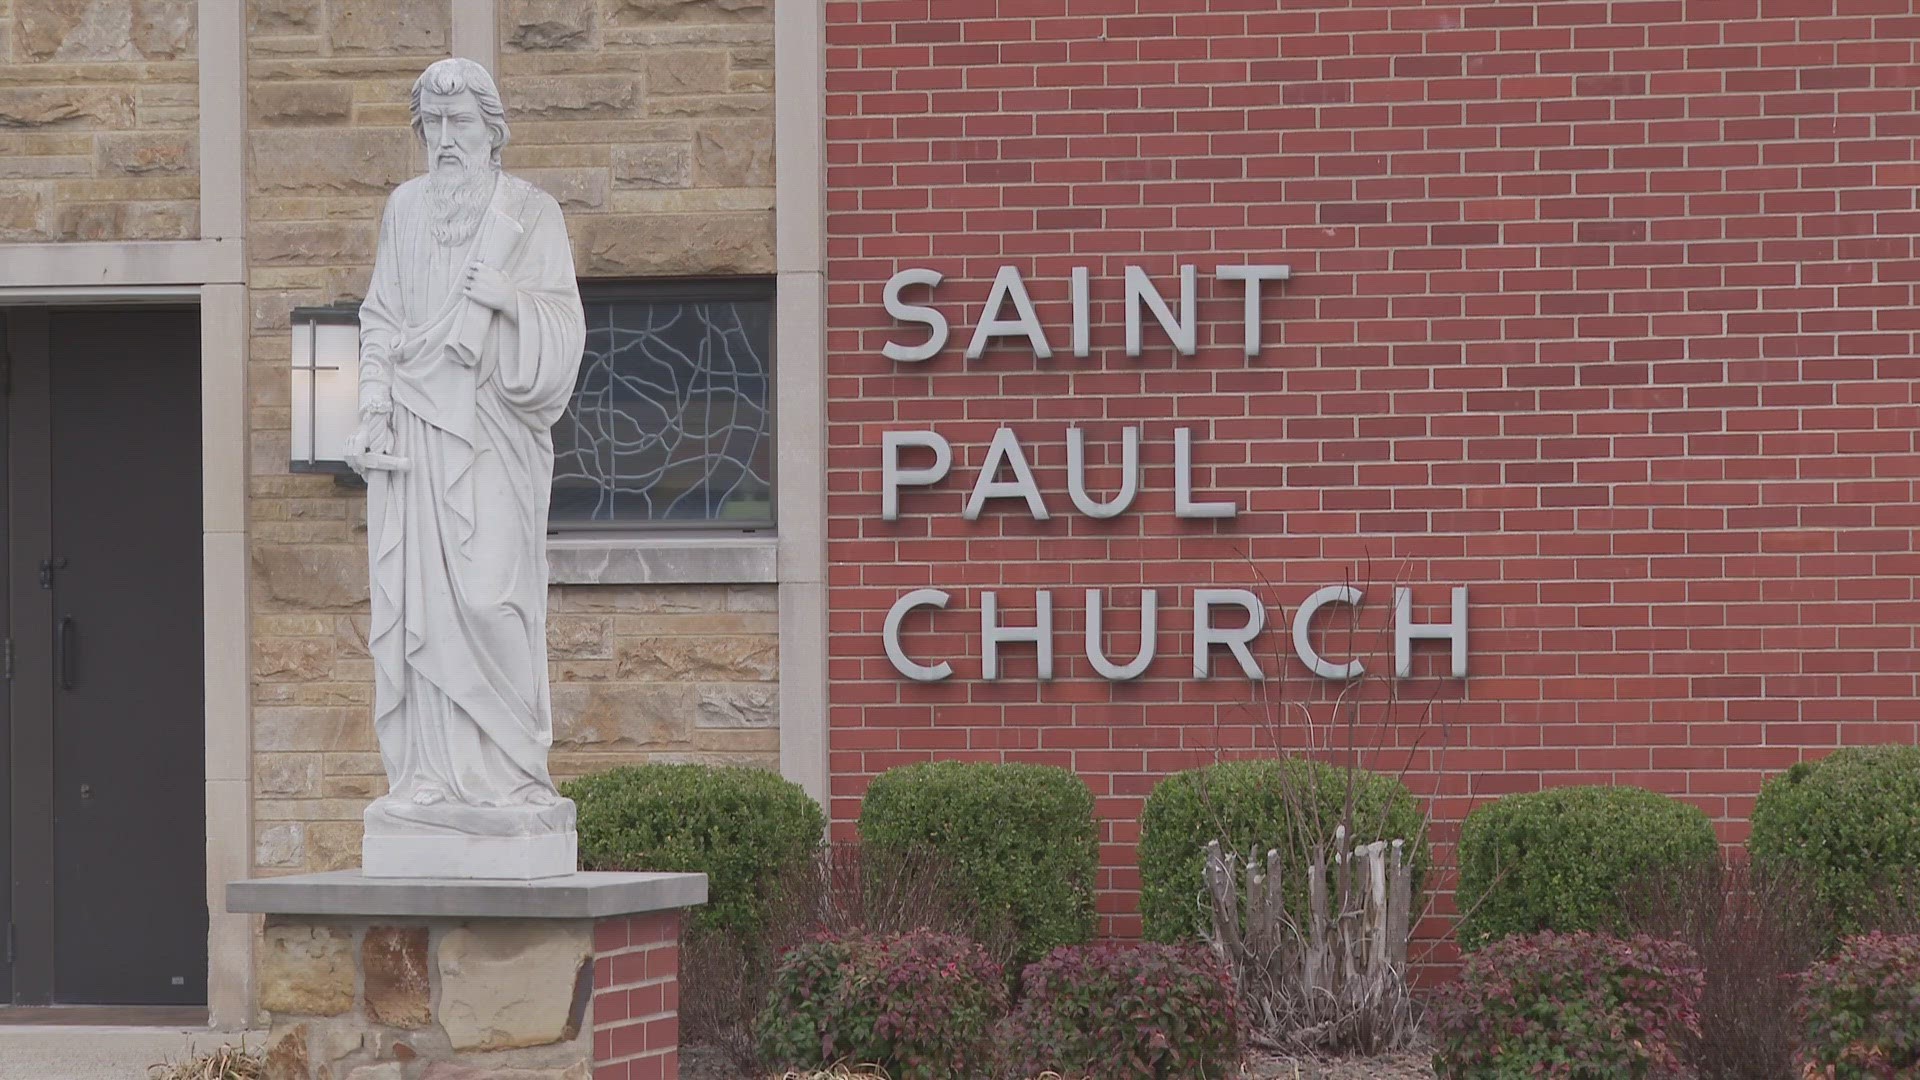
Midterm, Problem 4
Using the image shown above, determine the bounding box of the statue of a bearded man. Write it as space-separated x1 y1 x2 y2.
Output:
343 57 585 879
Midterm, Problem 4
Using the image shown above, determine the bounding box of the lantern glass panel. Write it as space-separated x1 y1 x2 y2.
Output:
290 320 361 467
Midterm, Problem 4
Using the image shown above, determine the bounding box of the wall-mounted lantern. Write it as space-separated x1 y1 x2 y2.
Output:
289 302 361 476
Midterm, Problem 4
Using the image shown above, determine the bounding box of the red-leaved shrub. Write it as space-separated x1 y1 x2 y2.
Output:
1793 932 1920 1079
1432 931 1705 1079
1002 941 1241 1080
684 842 1016 1074
754 928 1006 1080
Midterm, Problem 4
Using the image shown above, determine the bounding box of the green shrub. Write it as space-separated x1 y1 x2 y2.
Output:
1003 941 1241 1080
858 760 1097 965
1749 745 1920 935
1432 931 1704 1080
1793 932 1920 1079
1136 759 1428 943
564 764 824 935
755 929 1007 1080
1455 785 1719 950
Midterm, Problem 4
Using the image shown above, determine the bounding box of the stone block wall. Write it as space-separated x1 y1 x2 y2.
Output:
254 910 683 1079
246 0 783 878
0 0 199 241
496 0 776 278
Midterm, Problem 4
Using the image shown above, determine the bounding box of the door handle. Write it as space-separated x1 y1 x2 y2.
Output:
57 615 75 690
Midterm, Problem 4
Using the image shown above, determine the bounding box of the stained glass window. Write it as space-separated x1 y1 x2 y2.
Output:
550 281 775 529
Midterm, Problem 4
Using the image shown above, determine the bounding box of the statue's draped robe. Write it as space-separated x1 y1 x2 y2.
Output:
357 173 584 816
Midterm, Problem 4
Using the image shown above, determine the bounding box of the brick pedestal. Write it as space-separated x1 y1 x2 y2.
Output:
590 913 681 1080
229 872 705 1080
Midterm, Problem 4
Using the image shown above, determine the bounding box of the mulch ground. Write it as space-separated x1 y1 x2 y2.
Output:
1246 1041 1436 1080
681 1041 1439 1080
680 1045 749 1080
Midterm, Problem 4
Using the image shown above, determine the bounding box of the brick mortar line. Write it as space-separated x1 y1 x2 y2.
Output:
600 1051 676 1064
595 979 675 994
600 1011 677 1025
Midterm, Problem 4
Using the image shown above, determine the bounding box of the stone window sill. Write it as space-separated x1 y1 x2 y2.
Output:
545 533 778 586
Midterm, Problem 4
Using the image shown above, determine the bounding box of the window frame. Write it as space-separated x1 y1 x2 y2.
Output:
551 275 779 536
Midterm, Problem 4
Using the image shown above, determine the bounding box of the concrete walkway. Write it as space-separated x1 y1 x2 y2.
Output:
0 1026 258 1080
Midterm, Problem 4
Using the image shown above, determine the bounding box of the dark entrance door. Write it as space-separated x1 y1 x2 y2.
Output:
1 306 206 1006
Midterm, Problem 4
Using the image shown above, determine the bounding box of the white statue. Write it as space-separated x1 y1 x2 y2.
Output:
343 57 585 879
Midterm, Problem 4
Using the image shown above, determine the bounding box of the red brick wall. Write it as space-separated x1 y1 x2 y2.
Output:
593 911 681 1080
824 0 1920 940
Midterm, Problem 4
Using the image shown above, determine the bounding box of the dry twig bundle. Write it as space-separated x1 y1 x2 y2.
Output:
1181 557 1446 1056
147 1043 262 1080
1203 830 1416 1054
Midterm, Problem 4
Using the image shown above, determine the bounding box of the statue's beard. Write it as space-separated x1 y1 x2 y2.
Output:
426 158 496 247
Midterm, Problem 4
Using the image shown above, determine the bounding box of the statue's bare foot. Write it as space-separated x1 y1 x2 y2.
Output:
525 789 560 807
411 785 447 806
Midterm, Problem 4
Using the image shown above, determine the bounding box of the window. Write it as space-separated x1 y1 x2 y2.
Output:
550 279 775 531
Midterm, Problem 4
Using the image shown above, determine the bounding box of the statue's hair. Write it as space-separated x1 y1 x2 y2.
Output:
409 58 510 166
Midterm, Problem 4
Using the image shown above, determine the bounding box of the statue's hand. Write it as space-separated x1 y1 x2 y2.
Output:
463 262 516 317
342 411 395 477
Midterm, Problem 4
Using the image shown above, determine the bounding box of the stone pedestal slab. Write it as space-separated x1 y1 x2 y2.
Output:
360 830 579 881
361 799 580 881
229 872 704 1080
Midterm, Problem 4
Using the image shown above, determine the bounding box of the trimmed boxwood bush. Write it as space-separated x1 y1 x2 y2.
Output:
858 760 1097 965
1793 932 1920 1079
1136 758 1428 943
564 763 824 935
1455 785 1718 950
1432 931 1704 1080
755 929 1007 1080
1003 941 1241 1080
1749 745 1920 934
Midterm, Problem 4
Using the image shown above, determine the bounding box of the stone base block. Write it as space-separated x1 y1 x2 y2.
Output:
361 830 578 880
361 796 579 880
227 872 706 1080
